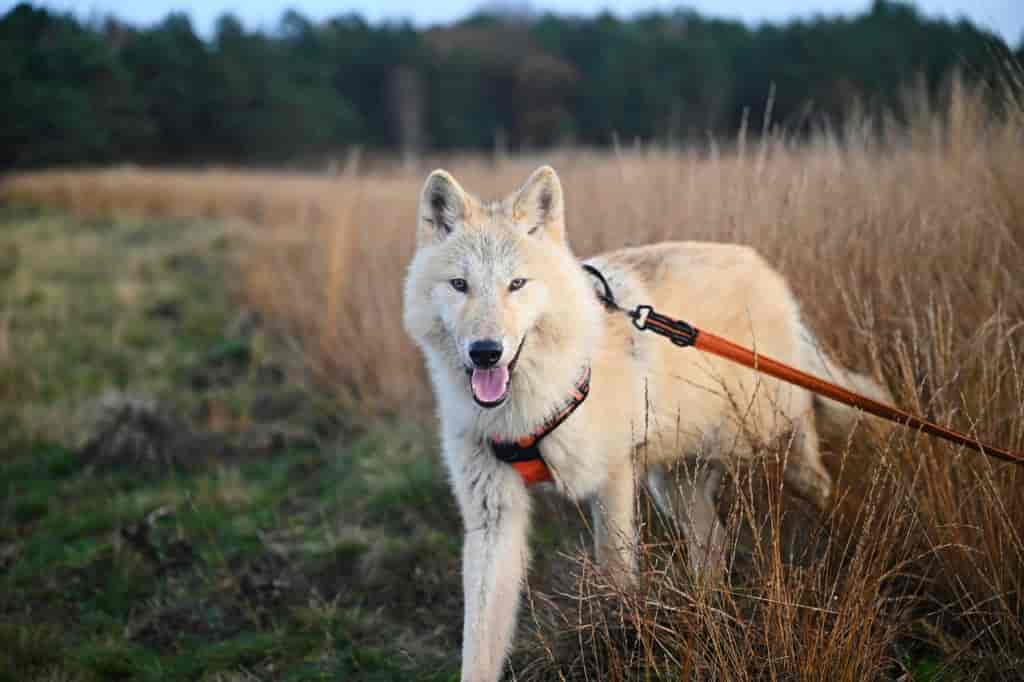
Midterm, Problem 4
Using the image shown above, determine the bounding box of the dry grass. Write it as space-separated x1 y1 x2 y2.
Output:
3 75 1024 677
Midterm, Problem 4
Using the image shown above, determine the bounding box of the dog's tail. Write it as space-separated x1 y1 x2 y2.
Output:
800 327 893 441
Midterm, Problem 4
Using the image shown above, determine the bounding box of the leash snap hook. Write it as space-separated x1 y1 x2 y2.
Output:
632 305 652 331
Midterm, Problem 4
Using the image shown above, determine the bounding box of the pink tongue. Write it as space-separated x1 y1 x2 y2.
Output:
471 366 510 403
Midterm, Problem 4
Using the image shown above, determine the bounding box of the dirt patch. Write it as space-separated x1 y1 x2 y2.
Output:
79 394 229 474
79 388 333 475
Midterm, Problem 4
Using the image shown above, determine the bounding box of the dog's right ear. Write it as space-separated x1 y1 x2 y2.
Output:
417 170 469 246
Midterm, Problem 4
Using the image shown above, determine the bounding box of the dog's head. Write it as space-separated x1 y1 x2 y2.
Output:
403 166 583 409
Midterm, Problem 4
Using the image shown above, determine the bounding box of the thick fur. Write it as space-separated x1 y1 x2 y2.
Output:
402 166 890 682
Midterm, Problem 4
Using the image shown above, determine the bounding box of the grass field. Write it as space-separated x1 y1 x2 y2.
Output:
0 208 470 680
2 78 1024 679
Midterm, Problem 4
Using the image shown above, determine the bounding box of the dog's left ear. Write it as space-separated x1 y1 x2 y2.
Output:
511 165 565 243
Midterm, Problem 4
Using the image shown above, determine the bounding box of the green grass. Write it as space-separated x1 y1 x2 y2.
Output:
0 208 229 443
0 207 462 681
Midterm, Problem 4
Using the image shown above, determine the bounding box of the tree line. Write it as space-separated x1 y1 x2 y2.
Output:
1 0 1020 168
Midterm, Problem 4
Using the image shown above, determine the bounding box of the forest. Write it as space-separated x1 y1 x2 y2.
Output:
2 0 1021 168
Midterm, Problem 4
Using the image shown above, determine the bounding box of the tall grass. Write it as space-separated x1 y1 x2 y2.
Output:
3 76 1023 676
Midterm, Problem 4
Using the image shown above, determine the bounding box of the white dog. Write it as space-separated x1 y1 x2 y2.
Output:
403 166 888 682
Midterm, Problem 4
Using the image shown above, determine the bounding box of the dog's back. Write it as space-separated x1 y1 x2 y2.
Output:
588 242 814 460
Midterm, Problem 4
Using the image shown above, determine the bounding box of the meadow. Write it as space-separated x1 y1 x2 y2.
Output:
2 79 1023 679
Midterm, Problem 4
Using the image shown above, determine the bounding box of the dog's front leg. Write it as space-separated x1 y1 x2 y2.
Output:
458 472 530 682
591 455 638 582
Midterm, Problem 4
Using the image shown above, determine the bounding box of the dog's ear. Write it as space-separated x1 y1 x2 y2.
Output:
417 169 470 245
511 165 565 243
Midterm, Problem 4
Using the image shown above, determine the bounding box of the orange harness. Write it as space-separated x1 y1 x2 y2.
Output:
488 366 590 484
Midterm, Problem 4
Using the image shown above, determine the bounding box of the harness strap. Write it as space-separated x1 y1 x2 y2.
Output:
489 366 591 484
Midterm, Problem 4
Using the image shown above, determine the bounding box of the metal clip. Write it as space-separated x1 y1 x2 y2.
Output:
632 305 652 331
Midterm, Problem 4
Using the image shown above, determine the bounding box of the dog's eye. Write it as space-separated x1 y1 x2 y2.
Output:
450 278 468 293
509 278 527 292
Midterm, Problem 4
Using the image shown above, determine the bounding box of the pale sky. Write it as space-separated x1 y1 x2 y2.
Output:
5 1 1022 47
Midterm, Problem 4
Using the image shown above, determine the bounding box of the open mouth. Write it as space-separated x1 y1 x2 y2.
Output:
468 336 525 408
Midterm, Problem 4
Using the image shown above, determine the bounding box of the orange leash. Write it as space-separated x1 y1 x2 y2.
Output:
628 304 1024 466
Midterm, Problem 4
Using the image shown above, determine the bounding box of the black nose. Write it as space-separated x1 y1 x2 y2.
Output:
469 340 503 368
